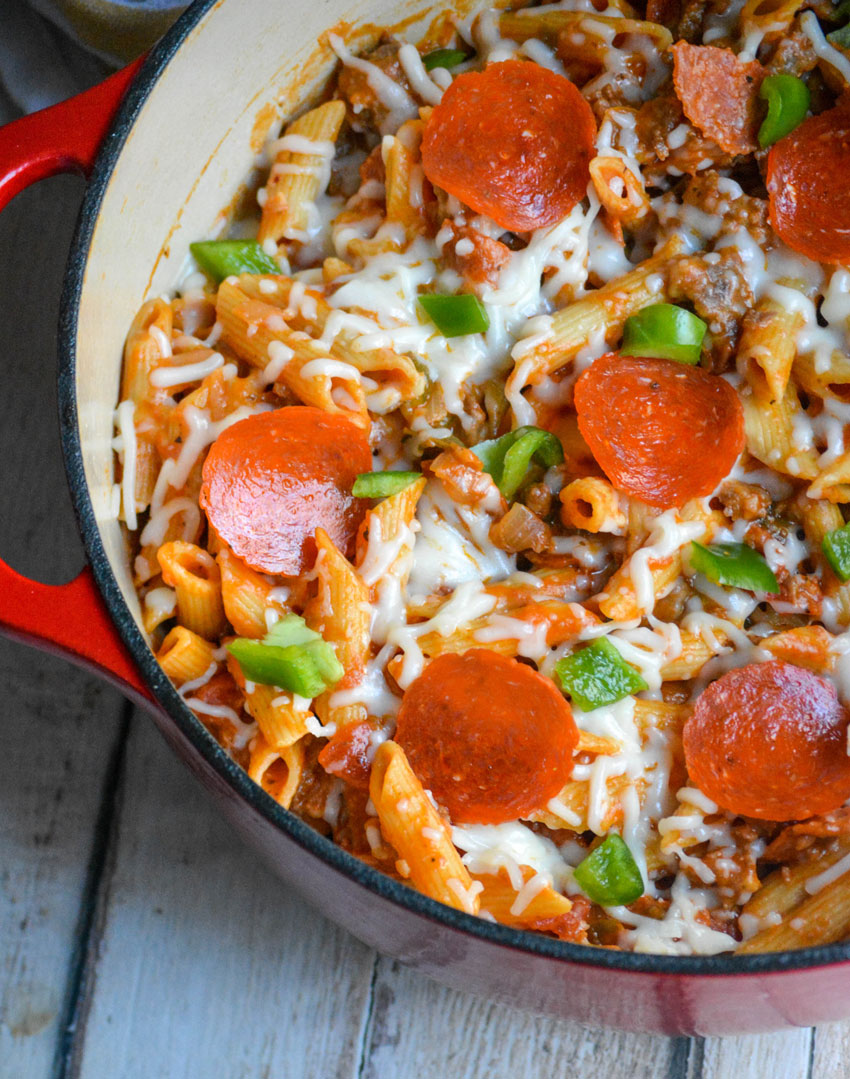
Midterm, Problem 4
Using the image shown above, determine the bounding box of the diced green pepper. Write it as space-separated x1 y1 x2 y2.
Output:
554 638 648 712
829 21 850 46
419 293 490 337
830 0 850 23
422 47 470 71
227 613 343 697
352 471 421 498
689 541 779 593
573 835 644 906
306 639 346 685
621 303 707 364
264 613 323 648
472 426 564 501
227 639 327 697
758 74 810 148
190 239 280 282
828 0 850 48
823 521 850 582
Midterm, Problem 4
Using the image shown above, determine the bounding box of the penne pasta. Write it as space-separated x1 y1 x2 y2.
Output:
738 296 803 402
507 236 685 397
157 540 228 640
121 298 174 405
742 381 820 481
242 683 313 751
739 844 850 953
218 547 287 639
660 628 730 681
740 0 805 39
369 741 481 914
112 6 850 959
248 734 306 809
156 625 217 686
259 100 346 247
305 527 371 728
216 278 369 426
234 272 425 408
559 476 626 534
383 120 427 238
475 867 576 934
589 156 649 230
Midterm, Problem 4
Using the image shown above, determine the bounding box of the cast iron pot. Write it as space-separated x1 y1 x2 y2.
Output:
2 0 850 1035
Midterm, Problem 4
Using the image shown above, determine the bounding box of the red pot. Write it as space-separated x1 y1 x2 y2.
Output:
2 1 850 1035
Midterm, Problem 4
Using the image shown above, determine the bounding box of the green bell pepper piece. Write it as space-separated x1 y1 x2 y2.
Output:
555 638 648 712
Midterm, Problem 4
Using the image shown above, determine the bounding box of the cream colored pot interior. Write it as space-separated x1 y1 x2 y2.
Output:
76 0 475 633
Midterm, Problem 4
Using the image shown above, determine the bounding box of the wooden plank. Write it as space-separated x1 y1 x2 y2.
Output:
0 175 131 1079
0 647 128 1079
693 1030 813 1079
71 717 376 1079
808 1022 849 1077
358 956 690 1079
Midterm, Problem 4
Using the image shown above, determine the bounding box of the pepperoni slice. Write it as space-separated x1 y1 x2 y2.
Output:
573 353 744 508
683 661 850 821
672 42 764 156
200 406 371 575
421 60 596 232
767 98 850 266
394 649 578 824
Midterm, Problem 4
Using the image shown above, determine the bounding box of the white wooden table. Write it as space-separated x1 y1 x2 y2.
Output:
1 70 849 1079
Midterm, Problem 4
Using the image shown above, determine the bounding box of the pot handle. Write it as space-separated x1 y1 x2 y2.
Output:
0 58 144 212
0 58 152 702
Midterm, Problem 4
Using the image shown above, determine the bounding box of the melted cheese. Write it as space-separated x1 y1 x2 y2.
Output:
473 612 551 660
389 579 498 688
114 400 138 530
329 34 418 134
397 43 445 104
329 645 401 718
360 512 419 643
626 511 706 615
806 850 850 896
115 2 850 955
611 875 737 955
407 480 514 599
139 497 201 549
569 691 674 889
149 352 224 389
144 586 177 624
800 11 850 85
451 820 572 893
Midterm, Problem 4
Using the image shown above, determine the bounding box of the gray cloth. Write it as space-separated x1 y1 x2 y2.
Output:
0 0 111 121
0 0 185 121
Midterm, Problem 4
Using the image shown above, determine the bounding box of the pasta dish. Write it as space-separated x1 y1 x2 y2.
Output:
111 0 850 955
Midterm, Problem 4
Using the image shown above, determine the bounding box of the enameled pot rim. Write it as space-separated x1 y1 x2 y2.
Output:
55 0 850 979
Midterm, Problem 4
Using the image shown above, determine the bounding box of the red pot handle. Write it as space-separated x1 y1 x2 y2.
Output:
0 58 144 213
0 58 152 702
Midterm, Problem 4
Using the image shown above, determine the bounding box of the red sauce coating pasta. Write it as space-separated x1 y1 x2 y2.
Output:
767 98 850 266
199 406 371 575
573 353 744 508
684 661 850 820
319 721 374 790
394 649 578 824
421 60 596 231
